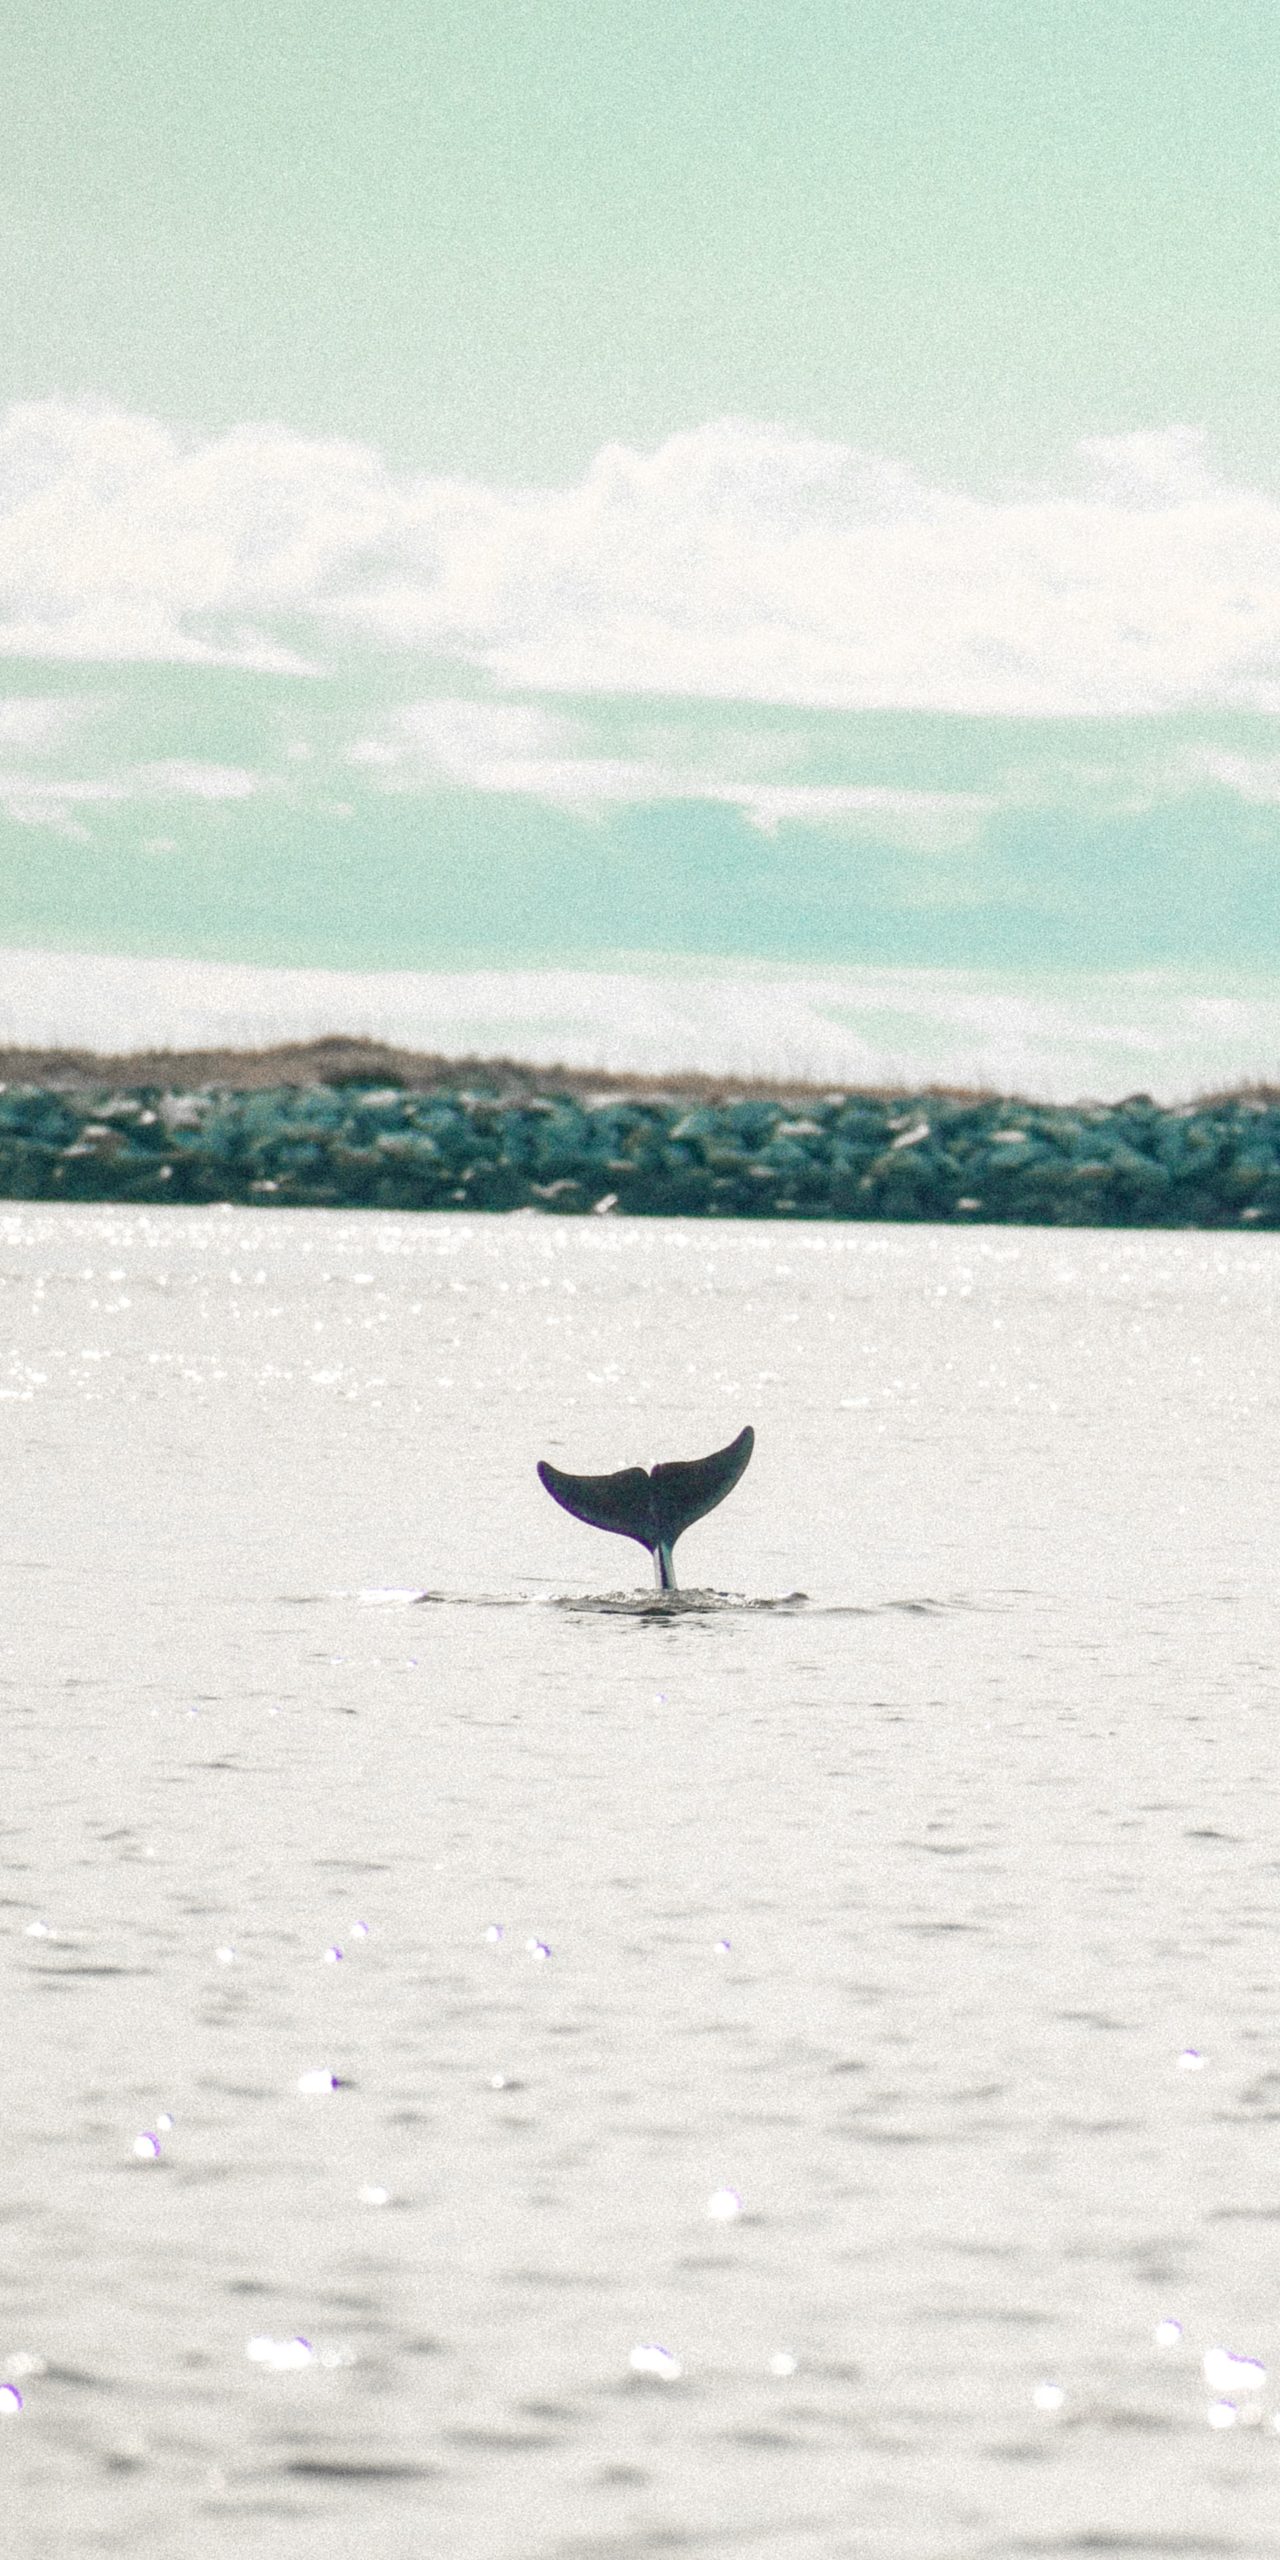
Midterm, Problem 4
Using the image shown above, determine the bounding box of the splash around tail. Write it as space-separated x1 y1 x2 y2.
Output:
537 1426 754 1591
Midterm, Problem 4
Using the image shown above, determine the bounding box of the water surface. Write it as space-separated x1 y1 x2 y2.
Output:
3 1207 1279 2556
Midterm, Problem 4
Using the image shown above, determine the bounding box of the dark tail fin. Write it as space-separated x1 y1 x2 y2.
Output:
537 1426 754 1574
650 1426 755 1545
536 1460 657 1550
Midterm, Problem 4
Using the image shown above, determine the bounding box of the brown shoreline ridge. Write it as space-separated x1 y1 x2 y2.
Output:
0 1033 1276 1109
0 1033 997 1104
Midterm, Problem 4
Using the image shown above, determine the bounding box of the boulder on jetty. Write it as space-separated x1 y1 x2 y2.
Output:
0 1041 1277 1228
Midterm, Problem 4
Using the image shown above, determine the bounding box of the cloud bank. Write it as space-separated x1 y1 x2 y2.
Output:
5 401 1280 983
3 400 1280 717
5 944 1280 1103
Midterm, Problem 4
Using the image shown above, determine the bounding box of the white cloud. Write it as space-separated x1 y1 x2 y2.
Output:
349 694 993 845
0 754 261 836
1012 738 1280 815
0 693 92 750
4 941 1280 1099
350 696 575 783
3 401 1280 717
718 784 994 847
0 771 131 834
134 760 261 800
0 400 346 669
1167 745 1280 804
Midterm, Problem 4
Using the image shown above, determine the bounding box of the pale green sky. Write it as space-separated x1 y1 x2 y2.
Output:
2 0 1278 484
2 1 1280 987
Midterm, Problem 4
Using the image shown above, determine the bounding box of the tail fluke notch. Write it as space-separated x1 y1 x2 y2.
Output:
537 1427 754 1589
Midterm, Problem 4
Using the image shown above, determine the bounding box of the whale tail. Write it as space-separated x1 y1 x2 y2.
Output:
537 1426 754 1591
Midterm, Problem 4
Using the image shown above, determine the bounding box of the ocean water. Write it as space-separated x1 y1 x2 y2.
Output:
3 1202 1280 2559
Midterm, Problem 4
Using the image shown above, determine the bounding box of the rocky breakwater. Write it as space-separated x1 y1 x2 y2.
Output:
1 1078 1279 1227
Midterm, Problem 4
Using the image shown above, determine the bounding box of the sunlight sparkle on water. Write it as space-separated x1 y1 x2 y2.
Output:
1204 2348 1265 2394
1154 2320 1183 2348
246 2336 314 2371
629 2345 683 2380
706 2187 744 2221
1033 2383 1065 2411
0 2386 22 2415
297 2068 339 2094
131 2132 161 2162
1176 2049 1208 2071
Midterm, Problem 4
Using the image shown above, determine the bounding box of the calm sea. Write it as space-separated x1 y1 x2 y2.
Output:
4 1204 1280 2558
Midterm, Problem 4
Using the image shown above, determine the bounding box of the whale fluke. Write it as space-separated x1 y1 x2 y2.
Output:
537 1426 754 1591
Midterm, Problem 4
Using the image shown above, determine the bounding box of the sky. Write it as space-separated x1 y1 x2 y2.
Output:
2 0 1280 991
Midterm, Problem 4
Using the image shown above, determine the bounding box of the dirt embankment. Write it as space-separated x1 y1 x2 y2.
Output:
0 1034 992 1107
